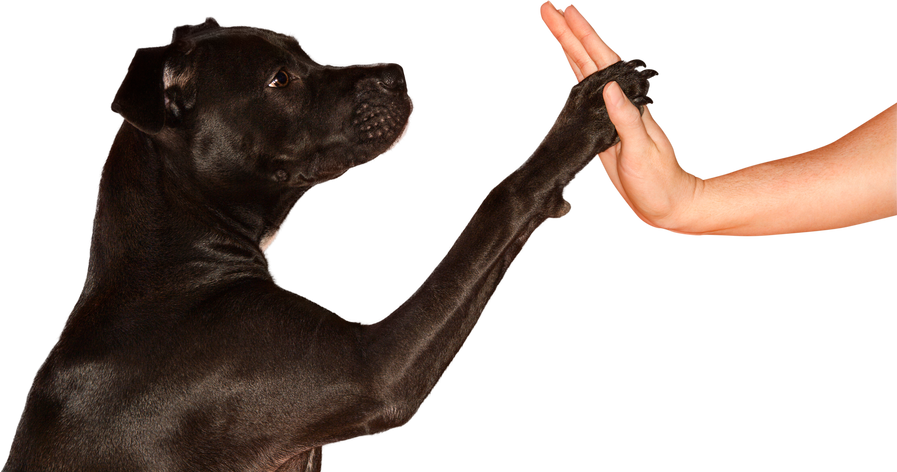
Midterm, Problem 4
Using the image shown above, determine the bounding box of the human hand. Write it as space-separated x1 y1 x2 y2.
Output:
540 3 699 231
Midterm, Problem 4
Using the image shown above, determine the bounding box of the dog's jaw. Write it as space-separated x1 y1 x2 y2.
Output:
259 85 417 252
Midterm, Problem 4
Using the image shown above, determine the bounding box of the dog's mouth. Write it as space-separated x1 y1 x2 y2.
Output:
350 64 415 151
353 102 405 143
290 65 412 186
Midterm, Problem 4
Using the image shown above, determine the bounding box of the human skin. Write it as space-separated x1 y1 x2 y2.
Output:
541 2 897 235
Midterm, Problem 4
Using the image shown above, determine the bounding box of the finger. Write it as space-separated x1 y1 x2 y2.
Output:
603 81 652 150
540 2 599 79
561 48 586 82
564 5 621 70
537 0 584 81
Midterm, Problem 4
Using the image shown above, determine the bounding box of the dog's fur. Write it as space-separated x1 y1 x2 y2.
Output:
2 19 654 472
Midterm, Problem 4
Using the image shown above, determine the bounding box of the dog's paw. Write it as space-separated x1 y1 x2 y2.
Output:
557 59 657 155
607 59 657 114
516 60 657 210
576 59 656 116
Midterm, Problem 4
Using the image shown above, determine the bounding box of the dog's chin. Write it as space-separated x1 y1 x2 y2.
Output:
292 121 409 186
358 116 410 157
291 98 411 186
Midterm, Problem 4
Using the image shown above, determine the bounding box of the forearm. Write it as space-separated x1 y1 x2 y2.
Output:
672 104 897 236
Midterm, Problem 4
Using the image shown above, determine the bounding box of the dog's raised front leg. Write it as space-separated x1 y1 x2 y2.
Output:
358 60 656 431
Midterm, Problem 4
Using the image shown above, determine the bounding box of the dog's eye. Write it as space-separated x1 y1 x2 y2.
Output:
268 71 290 88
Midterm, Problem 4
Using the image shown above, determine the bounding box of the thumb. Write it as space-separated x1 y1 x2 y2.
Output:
603 81 651 148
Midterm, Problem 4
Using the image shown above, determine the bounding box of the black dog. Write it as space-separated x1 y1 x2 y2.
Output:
3 19 654 472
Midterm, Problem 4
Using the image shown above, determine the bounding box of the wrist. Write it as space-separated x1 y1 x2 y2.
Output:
666 174 723 236
645 173 707 235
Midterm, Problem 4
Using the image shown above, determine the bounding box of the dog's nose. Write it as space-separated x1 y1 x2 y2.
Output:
376 64 406 93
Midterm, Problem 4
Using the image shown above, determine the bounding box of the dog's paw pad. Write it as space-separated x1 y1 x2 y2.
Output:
551 199 572 218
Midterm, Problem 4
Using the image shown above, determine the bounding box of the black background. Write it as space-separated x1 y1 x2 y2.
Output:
0 1 897 471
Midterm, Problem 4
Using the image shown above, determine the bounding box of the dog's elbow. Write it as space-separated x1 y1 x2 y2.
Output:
363 399 419 434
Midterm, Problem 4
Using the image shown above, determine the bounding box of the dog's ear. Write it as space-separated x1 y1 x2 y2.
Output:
112 19 219 133
170 13 221 42
111 46 169 134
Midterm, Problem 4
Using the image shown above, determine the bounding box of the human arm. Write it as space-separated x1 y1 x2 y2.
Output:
540 2 897 235
684 105 896 235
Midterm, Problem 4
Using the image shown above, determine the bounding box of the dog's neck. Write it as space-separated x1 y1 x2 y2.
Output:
86 122 269 289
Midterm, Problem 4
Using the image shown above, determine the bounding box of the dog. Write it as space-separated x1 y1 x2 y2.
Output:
2 18 654 472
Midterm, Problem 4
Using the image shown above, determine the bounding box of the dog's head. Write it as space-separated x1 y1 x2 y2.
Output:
112 18 412 189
